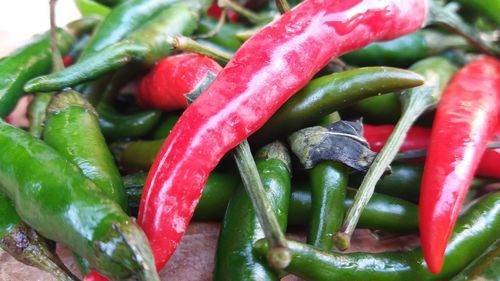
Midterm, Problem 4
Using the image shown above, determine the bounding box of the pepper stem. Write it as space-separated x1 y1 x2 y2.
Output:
218 0 269 23
233 139 290 268
427 1 500 56
197 8 227 39
275 0 290 14
168 35 232 63
335 91 429 250
49 0 64 72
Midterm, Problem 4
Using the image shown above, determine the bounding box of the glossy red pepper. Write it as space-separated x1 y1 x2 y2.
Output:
139 0 427 270
138 53 222 111
364 124 500 178
419 57 500 274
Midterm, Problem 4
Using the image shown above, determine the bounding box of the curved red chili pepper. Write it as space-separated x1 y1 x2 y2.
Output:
419 57 500 274
138 53 222 111
138 0 428 270
364 124 500 178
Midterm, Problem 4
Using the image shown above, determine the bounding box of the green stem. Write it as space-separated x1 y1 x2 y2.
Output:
275 0 290 14
196 8 227 39
170 35 232 63
233 139 290 267
49 0 65 72
335 94 428 250
218 0 269 23
427 1 500 56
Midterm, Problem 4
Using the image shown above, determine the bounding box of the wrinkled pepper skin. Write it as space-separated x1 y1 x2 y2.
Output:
0 29 73 117
308 161 348 250
43 90 128 210
214 143 291 281
420 57 500 273
0 121 158 280
252 67 424 145
139 0 427 269
0 190 77 281
255 191 500 281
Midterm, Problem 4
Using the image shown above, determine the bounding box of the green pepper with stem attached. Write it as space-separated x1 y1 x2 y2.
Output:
255 191 500 281
214 142 291 281
0 120 159 281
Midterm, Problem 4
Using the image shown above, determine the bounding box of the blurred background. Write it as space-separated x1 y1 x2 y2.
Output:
0 1 80 57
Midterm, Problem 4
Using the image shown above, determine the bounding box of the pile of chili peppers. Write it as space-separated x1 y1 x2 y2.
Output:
0 0 499 280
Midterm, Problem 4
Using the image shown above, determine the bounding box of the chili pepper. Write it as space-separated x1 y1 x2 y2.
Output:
306 161 349 249
255 191 500 281
138 0 427 269
214 142 291 281
346 93 402 125
195 17 243 52
0 29 73 117
25 1 208 92
419 57 500 274
43 90 128 210
0 121 159 280
252 67 424 146
337 57 458 250
342 30 468 67
455 0 500 25
27 92 55 138
450 240 500 281
138 53 222 111
91 0 125 7
0 191 77 281
65 33 91 64
75 0 111 18
151 115 179 139
207 2 239 22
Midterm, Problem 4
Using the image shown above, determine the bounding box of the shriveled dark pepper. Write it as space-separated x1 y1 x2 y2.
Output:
0 191 77 281
255 191 500 281
0 29 73 117
0 121 159 281
25 1 211 92
214 142 291 281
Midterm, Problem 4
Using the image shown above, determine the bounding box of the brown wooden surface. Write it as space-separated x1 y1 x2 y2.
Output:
0 222 419 281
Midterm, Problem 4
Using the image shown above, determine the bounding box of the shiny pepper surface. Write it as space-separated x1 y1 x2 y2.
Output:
139 0 428 270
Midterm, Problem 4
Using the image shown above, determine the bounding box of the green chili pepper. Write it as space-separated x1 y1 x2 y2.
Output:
74 0 111 18
455 0 500 25
350 164 423 203
28 92 55 138
0 191 76 280
25 1 205 93
346 93 401 124
450 240 500 281
342 30 468 67
91 0 126 7
43 90 128 210
307 161 348 250
214 142 291 281
0 121 159 280
251 67 424 145
195 17 244 52
255 191 500 281
151 115 179 139
0 29 73 117
123 174 418 232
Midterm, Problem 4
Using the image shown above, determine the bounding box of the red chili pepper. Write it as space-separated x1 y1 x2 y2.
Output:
84 272 107 281
207 2 239 22
62 55 73 67
419 57 500 274
364 124 500 178
138 53 222 111
138 0 427 270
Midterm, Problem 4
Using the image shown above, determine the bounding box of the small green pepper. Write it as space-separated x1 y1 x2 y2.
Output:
214 142 291 281
0 29 73 117
28 92 55 138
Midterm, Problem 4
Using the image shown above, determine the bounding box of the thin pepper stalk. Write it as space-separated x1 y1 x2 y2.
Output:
335 57 458 250
274 0 290 14
233 139 291 269
169 35 233 64
218 0 271 23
